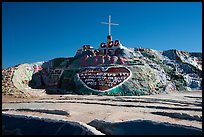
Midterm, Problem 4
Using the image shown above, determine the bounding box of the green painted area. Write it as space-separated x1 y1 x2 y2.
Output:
59 69 80 90
51 58 68 68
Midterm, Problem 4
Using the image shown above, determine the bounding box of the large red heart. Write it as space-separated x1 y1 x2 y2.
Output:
78 67 131 92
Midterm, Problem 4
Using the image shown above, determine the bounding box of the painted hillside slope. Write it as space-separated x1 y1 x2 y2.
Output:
2 43 202 97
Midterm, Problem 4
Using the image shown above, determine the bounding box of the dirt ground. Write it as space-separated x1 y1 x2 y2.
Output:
2 90 202 129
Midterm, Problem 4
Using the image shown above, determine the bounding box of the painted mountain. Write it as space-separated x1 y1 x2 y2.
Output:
2 39 202 98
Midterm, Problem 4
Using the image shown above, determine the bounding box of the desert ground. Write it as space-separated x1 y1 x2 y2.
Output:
2 90 202 131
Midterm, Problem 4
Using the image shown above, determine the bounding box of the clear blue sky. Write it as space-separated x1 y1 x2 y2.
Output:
2 2 202 69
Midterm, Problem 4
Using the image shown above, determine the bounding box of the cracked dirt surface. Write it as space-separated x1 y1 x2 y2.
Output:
2 90 202 129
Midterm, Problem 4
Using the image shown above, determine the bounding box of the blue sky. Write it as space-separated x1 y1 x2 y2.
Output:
2 2 202 68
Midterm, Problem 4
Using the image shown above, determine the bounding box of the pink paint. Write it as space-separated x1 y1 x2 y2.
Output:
112 56 117 63
106 55 111 62
33 65 37 69
107 56 117 64
93 56 105 66
80 55 89 66
119 56 125 64
100 56 105 64
38 66 42 71
33 65 38 73
81 55 126 66
93 56 99 66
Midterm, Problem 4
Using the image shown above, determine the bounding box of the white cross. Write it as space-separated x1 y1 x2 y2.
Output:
101 15 119 36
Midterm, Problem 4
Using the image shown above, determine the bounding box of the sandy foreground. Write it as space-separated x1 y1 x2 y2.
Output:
2 90 202 130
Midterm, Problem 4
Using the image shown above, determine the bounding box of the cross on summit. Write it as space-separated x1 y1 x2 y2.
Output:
101 15 119 36
101 15 119 43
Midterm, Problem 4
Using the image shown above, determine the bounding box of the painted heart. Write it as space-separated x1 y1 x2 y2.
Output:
78 67 131 92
